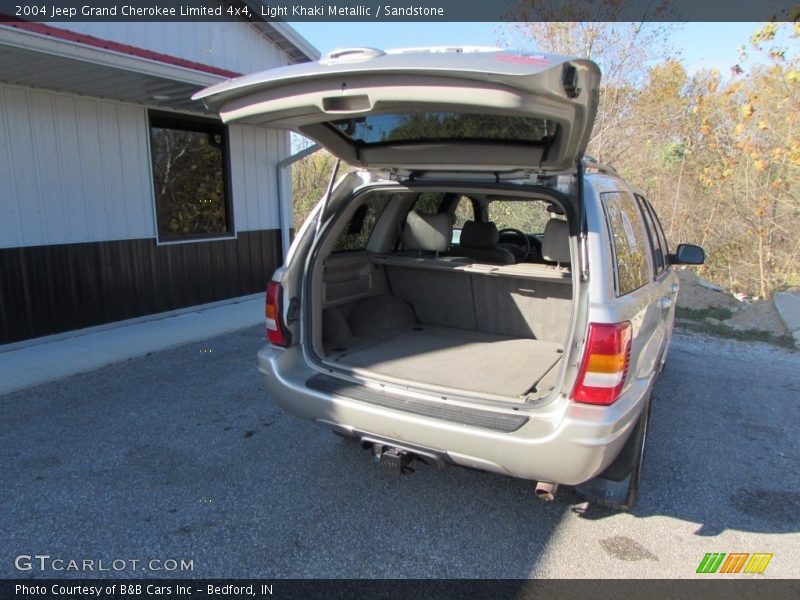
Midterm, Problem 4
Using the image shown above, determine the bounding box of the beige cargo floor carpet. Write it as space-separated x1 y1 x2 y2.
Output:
329 325 563 397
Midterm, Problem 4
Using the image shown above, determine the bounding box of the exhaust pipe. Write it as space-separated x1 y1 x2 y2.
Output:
534 481 559 502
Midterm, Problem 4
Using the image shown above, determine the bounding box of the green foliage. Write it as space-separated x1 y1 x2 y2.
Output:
487 200 553 233
385 113 553 142
659 142 688 167
291 151 344 231
453 197 475 227
287 24 800 299
676 306 735 321
413 192 446 215
150 128 228 238
331 195 389 252
675 317 796 350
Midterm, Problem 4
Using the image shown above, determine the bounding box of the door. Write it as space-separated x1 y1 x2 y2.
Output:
600 190 662 380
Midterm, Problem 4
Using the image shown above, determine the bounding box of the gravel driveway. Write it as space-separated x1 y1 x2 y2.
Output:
1 326 798 578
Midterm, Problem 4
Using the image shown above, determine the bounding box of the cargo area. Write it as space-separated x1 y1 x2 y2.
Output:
317 253 573 400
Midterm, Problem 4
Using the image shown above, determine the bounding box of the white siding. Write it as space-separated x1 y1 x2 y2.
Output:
0 83 287 248
0 84 154 248
55 21 290 75
228 123 286 232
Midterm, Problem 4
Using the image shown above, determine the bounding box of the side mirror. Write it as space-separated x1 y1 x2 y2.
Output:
670 243 705 265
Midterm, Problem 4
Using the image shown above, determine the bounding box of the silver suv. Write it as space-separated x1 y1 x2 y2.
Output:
196 47 704 510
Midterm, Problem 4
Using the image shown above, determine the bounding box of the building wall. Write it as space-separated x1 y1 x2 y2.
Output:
55 20 291 75
0 82 290 344
0 83 289 248
0 84 154 248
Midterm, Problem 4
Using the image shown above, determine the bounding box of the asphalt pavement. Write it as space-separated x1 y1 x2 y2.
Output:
1 326 798 578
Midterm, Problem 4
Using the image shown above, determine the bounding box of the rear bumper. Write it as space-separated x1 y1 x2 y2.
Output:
258 344 648 485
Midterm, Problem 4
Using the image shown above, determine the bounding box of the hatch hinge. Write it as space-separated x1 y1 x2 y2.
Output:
521 170 540 185
382 168 399 181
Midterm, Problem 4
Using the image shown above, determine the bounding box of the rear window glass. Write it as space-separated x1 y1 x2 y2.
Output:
602 192 653 296
331 113 557 145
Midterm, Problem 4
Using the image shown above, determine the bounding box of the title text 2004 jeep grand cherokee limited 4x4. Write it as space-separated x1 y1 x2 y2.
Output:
195 47 705 510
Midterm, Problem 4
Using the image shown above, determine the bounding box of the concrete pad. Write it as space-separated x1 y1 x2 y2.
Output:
774 291 800 334
726 299 788 336
0 295 264 395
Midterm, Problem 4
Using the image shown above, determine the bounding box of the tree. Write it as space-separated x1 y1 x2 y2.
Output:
291 150 343 231
503 18 800 297
688 23 800 296
150 127 228 238
502 18 676 165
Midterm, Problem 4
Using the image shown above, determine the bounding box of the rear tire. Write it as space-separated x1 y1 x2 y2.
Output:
574 394 652 511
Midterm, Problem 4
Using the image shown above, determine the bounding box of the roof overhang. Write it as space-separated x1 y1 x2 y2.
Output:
0 23 236 113
250 19 320 63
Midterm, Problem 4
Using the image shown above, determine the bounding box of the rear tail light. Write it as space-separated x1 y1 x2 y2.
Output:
265 281 290 347
571 321 632 405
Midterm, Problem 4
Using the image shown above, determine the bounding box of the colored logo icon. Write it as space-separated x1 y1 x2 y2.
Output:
696 553 773 574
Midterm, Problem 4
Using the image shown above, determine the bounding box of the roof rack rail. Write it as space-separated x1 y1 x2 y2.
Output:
583 156 618 176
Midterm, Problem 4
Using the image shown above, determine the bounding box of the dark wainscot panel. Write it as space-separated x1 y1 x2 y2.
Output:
0 230 281 344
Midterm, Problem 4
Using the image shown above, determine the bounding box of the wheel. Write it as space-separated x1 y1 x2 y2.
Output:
574 394 652 511
497 227 531 262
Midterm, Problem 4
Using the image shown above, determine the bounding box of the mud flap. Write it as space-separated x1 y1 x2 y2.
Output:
575 393 652 511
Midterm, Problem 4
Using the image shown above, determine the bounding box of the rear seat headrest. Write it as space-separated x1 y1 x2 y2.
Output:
403 211 452 253
460 221 500 249
542 218 570 263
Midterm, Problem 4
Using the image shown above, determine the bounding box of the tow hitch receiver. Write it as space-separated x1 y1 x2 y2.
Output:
371 443 415 474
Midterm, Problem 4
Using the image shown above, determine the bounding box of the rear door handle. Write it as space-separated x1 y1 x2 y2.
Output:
659 296 673 309
671 282 680 295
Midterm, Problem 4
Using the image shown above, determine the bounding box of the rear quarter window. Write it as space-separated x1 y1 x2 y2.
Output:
332 195 389 252
601 192 653 296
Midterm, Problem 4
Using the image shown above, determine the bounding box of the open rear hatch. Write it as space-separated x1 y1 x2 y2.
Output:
195 48 596 403
194 47 600 176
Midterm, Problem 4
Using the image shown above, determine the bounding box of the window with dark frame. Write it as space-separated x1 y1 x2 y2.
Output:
642 197 671 268
148 112 232 242
601 191 654 296
635 194 666 275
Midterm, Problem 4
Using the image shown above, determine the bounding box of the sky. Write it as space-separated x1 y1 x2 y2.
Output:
289 22 761 75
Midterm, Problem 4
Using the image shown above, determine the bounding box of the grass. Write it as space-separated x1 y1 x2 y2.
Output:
676 306 735 321
675 316 796 349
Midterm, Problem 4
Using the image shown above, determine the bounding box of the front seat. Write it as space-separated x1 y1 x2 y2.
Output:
453 221 515 264
541 218 571 266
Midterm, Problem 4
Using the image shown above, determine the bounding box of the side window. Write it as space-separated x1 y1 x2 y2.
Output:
602 192 654 296
635 194 665 275
332 196 388 252
452 196 475 229
643 199 670 265
412 192 446 215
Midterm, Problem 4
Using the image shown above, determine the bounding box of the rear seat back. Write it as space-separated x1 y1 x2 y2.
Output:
402 211 452 255
453 221 515 265
385 263 571 343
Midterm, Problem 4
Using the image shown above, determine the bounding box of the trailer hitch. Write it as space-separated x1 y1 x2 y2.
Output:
371 443 416 474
